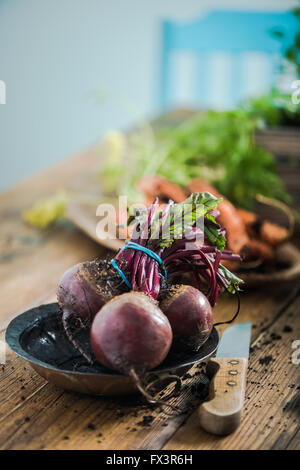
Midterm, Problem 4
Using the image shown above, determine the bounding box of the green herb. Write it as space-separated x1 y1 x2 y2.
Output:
241 89 300 128
272 2 300 79
102 108 291 210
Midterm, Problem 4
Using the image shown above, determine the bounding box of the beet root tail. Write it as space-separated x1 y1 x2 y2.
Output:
62 311 94 365
128 368 182 414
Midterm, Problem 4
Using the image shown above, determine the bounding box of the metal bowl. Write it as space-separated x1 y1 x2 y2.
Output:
6 303 218 396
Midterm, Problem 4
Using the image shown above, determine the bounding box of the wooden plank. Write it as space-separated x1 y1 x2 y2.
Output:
255 129 300 158
0 286 298 450
0 109 299 450
287 427 300 450
163 293 300 450
0 146 109 330
0 111 179 330
0 348 207 450
0 223 106 331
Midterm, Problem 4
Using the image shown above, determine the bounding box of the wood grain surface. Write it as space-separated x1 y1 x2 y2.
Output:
0 112 299 449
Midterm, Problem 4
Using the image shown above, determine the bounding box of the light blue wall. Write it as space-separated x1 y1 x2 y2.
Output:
0 0 296 192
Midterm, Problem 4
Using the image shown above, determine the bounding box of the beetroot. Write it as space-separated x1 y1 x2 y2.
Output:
58 262 108 321
90 292 172 373
57 260 121 361
160 285 213 352
90 292 178 407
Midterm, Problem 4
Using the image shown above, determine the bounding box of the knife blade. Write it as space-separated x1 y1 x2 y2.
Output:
216 322 252 359
198 322 252 436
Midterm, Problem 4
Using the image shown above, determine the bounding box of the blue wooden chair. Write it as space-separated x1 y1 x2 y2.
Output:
160 10 298 110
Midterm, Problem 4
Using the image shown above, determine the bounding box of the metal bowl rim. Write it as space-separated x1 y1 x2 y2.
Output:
5 302 219 378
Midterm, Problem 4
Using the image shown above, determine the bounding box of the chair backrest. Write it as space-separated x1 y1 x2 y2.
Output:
160 10 298 110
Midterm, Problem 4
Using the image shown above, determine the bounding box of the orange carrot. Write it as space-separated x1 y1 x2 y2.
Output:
189 179 250 256
137 175 187 203
237 209 288 246
260 221 288 247
247 239 274 262
236 208 257 226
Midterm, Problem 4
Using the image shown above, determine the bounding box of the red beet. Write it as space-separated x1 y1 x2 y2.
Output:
160 285 213 352
57 260 117 361
90 292 176 408
90 292 172 373
58 262 107 320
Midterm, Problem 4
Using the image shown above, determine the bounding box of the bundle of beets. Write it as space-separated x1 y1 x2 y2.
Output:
57 192 243 406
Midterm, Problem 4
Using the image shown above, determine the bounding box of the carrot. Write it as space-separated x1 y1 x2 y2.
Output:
237 209 288 246
260 221 288 247
137 175 187 203
138 176 283 265
247 239 274 262
188 179 250 256
236 208 257 226
219 259 241 271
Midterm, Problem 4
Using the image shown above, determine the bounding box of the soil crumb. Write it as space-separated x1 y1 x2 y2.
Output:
259 356 274 366
137 415 155 427
283 325 293 333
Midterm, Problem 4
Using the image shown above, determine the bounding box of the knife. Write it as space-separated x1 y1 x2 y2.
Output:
198 322 252 436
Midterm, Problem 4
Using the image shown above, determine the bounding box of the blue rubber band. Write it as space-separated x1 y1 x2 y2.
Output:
110 242 167 288
122 242 167 281
110 259 132 289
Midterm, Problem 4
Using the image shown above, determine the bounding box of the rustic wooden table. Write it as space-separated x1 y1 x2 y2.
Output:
0 136 299 450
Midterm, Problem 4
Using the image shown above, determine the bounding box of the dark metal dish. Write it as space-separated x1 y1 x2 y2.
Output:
6 303 219 396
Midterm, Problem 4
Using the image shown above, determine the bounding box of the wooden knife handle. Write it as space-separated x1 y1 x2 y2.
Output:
198 357 248 436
